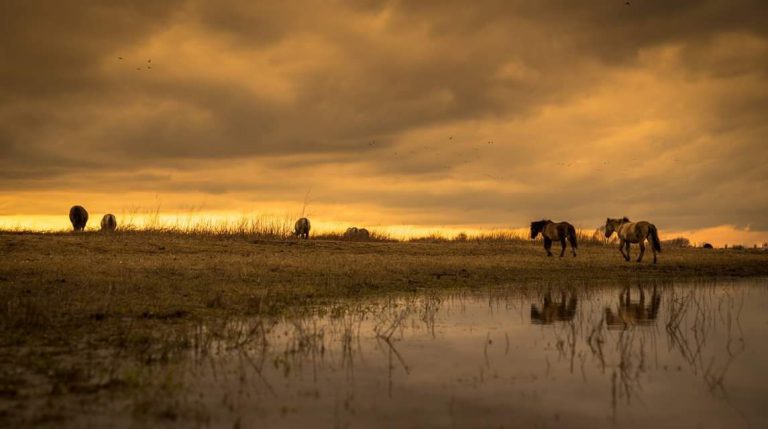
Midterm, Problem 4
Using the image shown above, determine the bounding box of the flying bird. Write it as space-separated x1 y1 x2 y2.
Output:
625 1 631 5
117 56 123 60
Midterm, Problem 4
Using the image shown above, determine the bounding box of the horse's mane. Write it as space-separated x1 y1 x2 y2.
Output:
530 219 551 232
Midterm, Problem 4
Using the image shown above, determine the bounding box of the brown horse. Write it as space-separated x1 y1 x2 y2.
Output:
604 286 661 330
100 214 117 232
69 205 89 231
530 220 578 257
605 217 661 263
344 227 370 240
294 217 311 239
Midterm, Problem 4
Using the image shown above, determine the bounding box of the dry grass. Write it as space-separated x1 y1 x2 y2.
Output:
2 230 766 329
118 213 295 239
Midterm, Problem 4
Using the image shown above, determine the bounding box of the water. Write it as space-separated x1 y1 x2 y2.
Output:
174 280 768 428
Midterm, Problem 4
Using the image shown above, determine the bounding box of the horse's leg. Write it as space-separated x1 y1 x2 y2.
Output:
618 239 627 260
637 241 645 263
618 240 625 260
570 236 577 257
559 237 566 257
620 240 630 261
544 237 553 256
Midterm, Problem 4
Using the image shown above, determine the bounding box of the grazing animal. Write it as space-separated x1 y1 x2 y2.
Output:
100 214 117 232
294 217 311 239
530 220 578 257
702 243 714 249
69 205 89 231
604 286 661 330
604 217 661 263
344 227 370 240
530 291 578 324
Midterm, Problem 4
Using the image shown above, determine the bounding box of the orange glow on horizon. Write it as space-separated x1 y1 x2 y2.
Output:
2 212 767 247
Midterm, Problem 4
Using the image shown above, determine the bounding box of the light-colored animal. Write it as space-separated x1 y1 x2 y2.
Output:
530 291 578 324
530 220 578 257
69 205 89 231
294 217 311 239
605 217 661 263
100 214 117 232
344 227 370 240
604 286 661 330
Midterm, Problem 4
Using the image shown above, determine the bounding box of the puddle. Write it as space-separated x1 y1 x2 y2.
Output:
175 280 768 428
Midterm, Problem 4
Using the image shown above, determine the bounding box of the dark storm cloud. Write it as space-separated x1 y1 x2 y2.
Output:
407 0 768 57
0 1 185 99
1 0 767 233
3 0 764 162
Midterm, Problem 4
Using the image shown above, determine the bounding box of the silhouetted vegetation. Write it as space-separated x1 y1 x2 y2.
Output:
662 237 691 248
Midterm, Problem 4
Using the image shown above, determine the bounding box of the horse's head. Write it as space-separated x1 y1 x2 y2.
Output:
605 218 619 238
530 220 547 239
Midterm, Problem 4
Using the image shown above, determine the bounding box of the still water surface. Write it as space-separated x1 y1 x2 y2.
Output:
180 280 768 428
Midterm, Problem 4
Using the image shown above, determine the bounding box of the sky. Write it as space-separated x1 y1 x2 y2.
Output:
1 0 767 244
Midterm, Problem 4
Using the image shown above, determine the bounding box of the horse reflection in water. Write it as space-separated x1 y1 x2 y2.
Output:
530 291 578 324
605 286 661 330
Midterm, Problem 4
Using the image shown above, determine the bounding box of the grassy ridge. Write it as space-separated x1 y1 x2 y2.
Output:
2 231 766 330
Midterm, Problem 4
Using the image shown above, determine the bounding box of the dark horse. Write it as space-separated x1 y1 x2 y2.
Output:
69 205 89 231
530 220 578 257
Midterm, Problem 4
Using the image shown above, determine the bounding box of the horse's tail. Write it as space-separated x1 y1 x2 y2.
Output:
648 224 661 253
567 224 578 249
